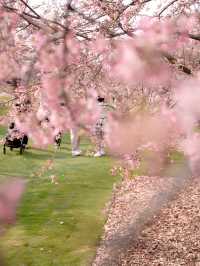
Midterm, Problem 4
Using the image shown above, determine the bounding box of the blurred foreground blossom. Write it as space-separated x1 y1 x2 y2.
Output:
0 179 25 225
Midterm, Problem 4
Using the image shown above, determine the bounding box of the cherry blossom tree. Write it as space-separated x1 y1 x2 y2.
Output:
0 0 200 172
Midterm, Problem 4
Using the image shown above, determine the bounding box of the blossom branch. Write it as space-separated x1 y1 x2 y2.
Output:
157 0 179 17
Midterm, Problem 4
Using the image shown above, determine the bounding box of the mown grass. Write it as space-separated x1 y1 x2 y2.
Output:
0 126 119 266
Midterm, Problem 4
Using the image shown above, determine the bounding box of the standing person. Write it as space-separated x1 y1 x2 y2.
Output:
70 127 82 156
94 96 114 157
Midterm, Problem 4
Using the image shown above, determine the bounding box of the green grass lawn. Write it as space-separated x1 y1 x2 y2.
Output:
0 126 119 266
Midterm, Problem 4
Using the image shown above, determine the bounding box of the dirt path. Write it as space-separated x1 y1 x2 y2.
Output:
92 163 200 266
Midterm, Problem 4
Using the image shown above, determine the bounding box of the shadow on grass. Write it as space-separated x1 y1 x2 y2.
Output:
24 152 54 161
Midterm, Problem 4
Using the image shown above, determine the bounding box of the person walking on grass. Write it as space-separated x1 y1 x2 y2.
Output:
94 96 114 157
70 126 82 157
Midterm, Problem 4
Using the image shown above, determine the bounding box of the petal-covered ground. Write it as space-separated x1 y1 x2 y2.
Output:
93 171 200 266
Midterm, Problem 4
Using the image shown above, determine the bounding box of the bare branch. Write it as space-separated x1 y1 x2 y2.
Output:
19 0 41 18
3 5 40 19
188 33 200 42
3 4 68 32
16 22 31 33
163 51 192 75
158 0 179 17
